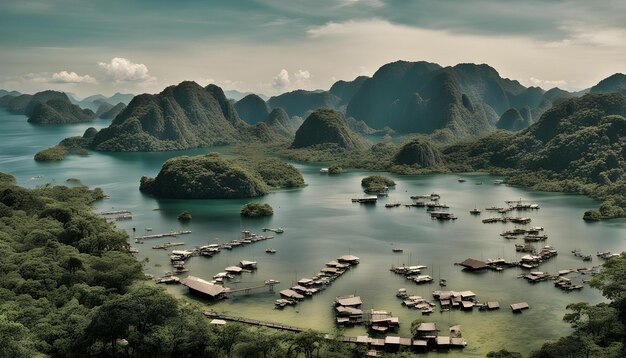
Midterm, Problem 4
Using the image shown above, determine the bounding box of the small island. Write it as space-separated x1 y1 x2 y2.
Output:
177 211 192 221
240 202 273 217
361 175 396 193
328 165 343 174
139 153 304 199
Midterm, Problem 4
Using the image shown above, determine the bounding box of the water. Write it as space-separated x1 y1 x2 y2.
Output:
1 108 625 356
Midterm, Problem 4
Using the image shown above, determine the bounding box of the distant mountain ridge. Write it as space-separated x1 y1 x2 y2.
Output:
90 81 274 151
67 92 135 111
0 90 95 124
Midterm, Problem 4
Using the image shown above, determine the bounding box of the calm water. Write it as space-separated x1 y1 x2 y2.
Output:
1 108 625 356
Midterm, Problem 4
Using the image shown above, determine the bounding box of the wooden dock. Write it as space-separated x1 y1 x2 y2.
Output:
135 230 192 240
203 311 303 332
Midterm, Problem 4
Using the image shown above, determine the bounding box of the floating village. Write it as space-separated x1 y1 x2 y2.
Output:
115 178 618 356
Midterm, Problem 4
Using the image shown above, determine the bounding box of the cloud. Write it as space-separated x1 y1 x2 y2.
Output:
98 57 152 82
50 71 97 84
526 77 568 88
272 69 290 90
294 69 311 81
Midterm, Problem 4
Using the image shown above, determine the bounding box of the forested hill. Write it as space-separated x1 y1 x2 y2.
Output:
0 90 95 124
344 61 575 137
444 93 626 219
90 81 270 151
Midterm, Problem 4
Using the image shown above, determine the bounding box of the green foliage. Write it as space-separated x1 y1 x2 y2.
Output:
140 153 304 199
28 98 95 124
393 138 445 168
240 202 273 217
487 349 523 358
89 81 275 152
140 153 269 199
34 145 68 161
234 156 305 188
361 175 396 192
328 165 343 174
583 210 602 221
0 172 16 184
444 93 626 219
530 254 626 357
178 210 192 221
292 109 369 150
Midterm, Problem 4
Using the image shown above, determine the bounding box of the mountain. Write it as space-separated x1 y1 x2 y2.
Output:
98 102 126 119
496 108 529 131
292 109 368 150
91 81 264 151
0 90 95 123
0 90 21 97
329 76 368 105
343 60 582 139
224 90 269 101
68 92 135 111
268 90 341 118
95 102 114 117
28 97 96 124
234 94 270 124
263 107 302 136
590 73 626 95
444 93 626 219
394 138 445 167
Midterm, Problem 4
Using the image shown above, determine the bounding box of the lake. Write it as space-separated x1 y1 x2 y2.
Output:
1 108 624 356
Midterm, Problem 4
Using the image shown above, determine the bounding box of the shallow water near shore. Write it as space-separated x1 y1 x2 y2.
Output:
1 108 625 356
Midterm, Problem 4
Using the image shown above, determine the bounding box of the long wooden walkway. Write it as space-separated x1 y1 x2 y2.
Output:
203 311 303 332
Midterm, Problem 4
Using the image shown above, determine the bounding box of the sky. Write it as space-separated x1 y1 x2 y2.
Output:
0 0 624 98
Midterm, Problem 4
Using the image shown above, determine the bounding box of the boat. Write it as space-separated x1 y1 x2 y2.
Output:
145 228 153 231
439 279 447 287
458 178 466 182
385 203 401 208
392 248 403 253
494 180 504 184
320 168 329 173
470 208 482 215
265 248 277 254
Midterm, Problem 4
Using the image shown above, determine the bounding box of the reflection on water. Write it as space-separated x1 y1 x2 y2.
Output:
1 109 625 356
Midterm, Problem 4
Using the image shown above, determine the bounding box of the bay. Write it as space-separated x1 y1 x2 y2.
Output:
1 108 624 356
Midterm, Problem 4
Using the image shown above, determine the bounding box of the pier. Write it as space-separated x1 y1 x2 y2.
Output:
203 311 303 332
97 210 131 216
135 230 192 240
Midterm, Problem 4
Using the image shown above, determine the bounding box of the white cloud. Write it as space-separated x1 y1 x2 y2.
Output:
50 71 97 84
272 69 290 90
98 57 152 82
526 77 568 88
294 69 311 81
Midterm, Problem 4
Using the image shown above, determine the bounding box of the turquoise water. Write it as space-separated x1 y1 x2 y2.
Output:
1 108 625 356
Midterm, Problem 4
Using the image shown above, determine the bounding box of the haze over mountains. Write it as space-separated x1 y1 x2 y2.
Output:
2 60 625 150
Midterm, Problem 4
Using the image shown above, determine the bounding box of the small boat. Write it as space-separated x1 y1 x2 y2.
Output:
392 248 403 253
145 228 153 231
470 208 482 215
320 168 329 173
265 248 276 254
385 203 401 208
439 279 447 287
494 180 504 184
458 178 466 182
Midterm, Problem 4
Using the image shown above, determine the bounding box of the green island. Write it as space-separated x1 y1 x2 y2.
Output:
139 153 304 199
361 175 396 193
240 202 274 217
177 210 192 221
